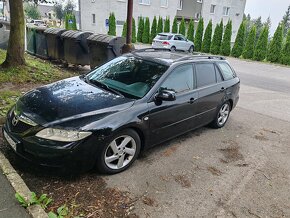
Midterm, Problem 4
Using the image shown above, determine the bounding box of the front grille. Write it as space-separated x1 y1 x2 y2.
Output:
9 112 33 133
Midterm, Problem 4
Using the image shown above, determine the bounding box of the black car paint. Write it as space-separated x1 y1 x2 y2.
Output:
2 56 240 172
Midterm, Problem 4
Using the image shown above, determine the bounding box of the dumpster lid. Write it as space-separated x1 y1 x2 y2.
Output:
61 30 93 40
35 26 47 32
87 34 125 45
44 28 66 35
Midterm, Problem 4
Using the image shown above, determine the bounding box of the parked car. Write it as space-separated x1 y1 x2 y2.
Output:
29 19 47 27
152 33 194 52
2 49 240 174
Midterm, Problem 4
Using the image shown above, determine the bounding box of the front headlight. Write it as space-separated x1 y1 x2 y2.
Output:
35 128 92 142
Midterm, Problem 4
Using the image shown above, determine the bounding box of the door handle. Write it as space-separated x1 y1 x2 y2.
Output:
220 87 225 92
188 98 196 104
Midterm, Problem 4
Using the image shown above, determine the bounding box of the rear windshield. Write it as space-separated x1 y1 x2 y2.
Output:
155 34 173 40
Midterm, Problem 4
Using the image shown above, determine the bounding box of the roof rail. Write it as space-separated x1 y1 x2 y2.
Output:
174 55 226 62
132 47 190 54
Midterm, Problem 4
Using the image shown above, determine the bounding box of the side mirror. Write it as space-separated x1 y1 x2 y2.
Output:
155 90 176 102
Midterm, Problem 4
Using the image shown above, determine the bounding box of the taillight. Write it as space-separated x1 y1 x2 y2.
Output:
162 41 170 45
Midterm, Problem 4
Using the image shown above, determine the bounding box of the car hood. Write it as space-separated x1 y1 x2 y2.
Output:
16 76 135 125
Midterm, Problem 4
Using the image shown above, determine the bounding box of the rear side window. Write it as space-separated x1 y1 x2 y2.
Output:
155 34 173 40
195 63 217 87
217 63 235 80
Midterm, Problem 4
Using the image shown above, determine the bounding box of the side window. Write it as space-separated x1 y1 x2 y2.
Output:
217 62 235 80
196 63 216 87
215 65 223 83
160 64 194 93
174 35 179 40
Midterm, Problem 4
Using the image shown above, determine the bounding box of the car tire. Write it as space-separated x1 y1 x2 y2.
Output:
170 46 176 52
210 101 231 129
189 45 194 53
96 129 141 174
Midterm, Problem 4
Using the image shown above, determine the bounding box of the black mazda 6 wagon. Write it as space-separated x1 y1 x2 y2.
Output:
3 49 240 174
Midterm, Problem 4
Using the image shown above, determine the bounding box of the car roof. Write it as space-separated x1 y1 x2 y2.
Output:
127 48 226 66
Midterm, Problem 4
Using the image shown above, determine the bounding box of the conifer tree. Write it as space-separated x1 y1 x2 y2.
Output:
210 21 223 54
164 16 170 32
194 18 204 52
137 17 144 42
201 20 212 53
267 25 283 62
280 30 290 65
242 25 256 59
142 17 150 43
220 20 232 56
253 26 269 61
132 18 136 43
108 13 116 36
122 21 127 37
172 17 178 33
187 18 195 42
231 21 246 58
150 16 157 42
157 16 163 33
179 17 186 35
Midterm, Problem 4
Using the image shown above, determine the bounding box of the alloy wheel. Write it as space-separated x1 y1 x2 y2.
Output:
217 103 230 126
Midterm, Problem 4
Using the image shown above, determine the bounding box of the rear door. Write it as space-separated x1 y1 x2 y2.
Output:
194 62 226 126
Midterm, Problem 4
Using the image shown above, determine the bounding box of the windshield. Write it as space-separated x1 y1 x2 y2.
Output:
86 56 168 99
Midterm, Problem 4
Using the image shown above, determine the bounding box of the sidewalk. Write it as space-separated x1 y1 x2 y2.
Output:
0 168 30 218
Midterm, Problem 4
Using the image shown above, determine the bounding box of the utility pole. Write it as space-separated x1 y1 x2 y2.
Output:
122 0 134 53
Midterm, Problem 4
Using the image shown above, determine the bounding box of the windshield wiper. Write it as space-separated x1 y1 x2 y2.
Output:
87 78 124 97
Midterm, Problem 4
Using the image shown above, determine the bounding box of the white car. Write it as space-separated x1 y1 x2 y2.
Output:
152 33 195 52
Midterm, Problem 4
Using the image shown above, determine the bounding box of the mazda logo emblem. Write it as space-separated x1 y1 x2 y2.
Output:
12 115 19 126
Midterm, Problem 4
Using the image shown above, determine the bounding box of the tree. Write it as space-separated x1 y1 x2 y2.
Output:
142 17 150 43
253 16 263 41
53 3 64 26
172 17 178 33
267 25 283 62
201 20 212 53
244 13 252 38
280 30 290 65
179 17 185 35
253 26 269 61
157 16 163 33
164 16 170 33
108 12 116 36
64 0 75 15
281 5 290 37
264 16 271 29
1 0 26 67
194 18 204 52
150 16 157 42
137 17 144 42
122 21 127 37
132 18 136 43
220 20 232 56
210 20 223 54
242 25 256 59
24 3 41 20
231 21 246 58
187 18 195 42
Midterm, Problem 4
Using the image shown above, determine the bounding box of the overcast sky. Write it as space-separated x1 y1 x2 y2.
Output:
245 0 290 35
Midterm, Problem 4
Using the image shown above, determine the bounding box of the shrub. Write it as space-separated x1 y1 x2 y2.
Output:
231 21 246 58
164 16 170 33
132 18 136 43
242 25 256 59
280 30 290 65
187 18 195 42
172 17 178 33
201 20 212 53
108 12 116 36
253 26 269 61
210 20 223 54
142 17 150 43
157 16 163 33
179 17 186 35
137 17 144 42
194 18 204 52
122 21 127 37
150 16 157 42
267 25 283 62
220 20 232 56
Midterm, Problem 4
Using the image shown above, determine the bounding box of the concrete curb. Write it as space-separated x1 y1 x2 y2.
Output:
0 152 48 218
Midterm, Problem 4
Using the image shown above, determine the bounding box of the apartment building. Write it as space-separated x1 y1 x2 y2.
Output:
176 0 203 22
80 0 179 36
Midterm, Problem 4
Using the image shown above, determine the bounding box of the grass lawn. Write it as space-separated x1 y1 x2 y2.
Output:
0 49 81 123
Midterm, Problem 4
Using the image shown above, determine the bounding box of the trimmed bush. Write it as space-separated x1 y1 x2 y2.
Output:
242 25 256 59
157 16 163 33
142 17 150 44
187 18 195 42
210 20 223 54
132 18 136 43
201 20 212 53
280 30 290 65
108 12 116 36
194 18 204 52
253 26 269 61
137 17 144 42
231 21 246 58
179 17 186 35
164 16 170 32
150 16 157 43
172 17 178 33
122 21 127 37
267 25 283 63
220 20 232 56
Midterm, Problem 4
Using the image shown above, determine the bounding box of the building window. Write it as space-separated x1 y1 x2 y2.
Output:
197 0 202 3
92 14 96 24
139 0 150 5
210 4 216 14
223 7 230 16
116 20 125 26
177 0 183 10
161 0 168 7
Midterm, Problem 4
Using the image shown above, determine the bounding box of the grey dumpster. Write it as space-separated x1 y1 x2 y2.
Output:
61 30 93 66
35 26 49 59
44 28 66 60
87 34 125 69
26 26 36 55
